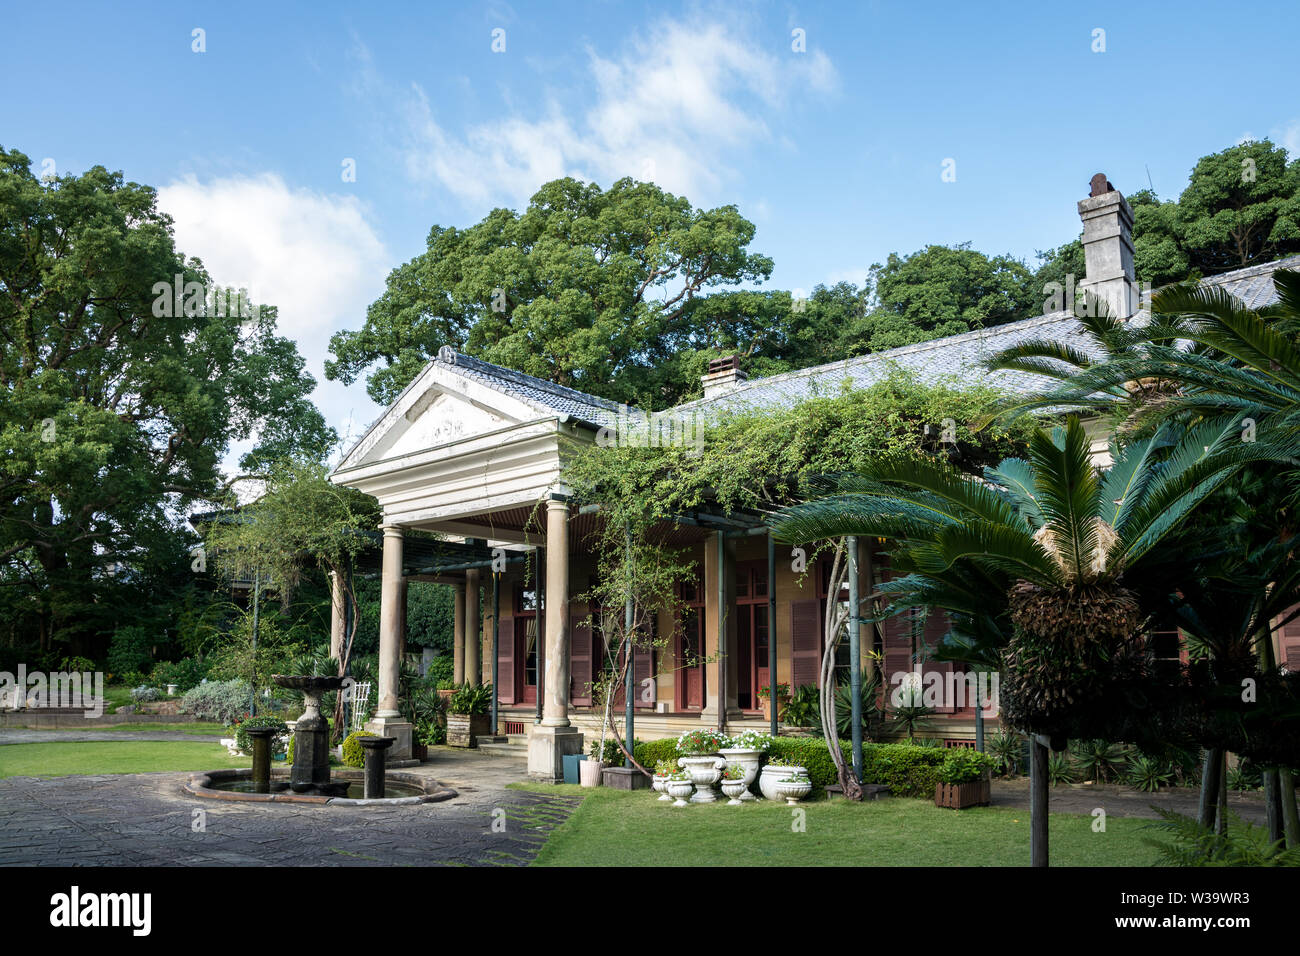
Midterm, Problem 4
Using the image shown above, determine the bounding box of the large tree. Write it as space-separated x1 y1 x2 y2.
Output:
326 176 775 409
0 147 334 652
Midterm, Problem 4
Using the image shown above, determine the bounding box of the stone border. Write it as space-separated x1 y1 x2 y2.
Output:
185 768 458 806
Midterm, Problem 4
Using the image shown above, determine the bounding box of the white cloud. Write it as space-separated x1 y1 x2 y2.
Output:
157 173 389 462
389 16 836 206
1272 119 1300 160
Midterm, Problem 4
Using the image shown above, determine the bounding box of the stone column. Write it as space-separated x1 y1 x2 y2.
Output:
329 570 345 664
527 499 583 780
365 524 412 759
452 582 466 684
465 568 481 685
702 530 741 727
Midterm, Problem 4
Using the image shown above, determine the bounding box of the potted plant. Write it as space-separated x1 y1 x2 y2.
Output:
720 763 750 805
934 749 994 809
774 770 812 805
756 683 789 723
720 730 771 802
445 682 494 747
665 768 694 807
675 729 727 803
760 755 809 801
652 759 677 802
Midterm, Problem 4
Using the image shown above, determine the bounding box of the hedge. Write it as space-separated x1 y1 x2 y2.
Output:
630 735 948 797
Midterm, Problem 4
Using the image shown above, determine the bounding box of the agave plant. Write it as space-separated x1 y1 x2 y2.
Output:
1046 751 1076 786
1070 738 1130 784
986 730 1025 777
1125 754 1174 792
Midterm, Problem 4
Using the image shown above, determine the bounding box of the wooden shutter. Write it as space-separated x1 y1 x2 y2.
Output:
878 559 914 685
922 610 956 713
1280 604 1300 671
496 616 515 704
569 601 593 706
790 600 821 689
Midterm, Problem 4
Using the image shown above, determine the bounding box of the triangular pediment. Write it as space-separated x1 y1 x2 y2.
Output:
337 360 544 469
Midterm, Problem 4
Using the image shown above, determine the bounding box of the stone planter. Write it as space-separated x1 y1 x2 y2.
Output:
759 764 807 801
411 741 428 761
774 777 812 806
579 759 603 788
759 696 787 724
679 755 724 803
652 774 672 801
721 778 749 805
719 748 762 801
934 774 991 809
447 712 492 748
666 778 694 807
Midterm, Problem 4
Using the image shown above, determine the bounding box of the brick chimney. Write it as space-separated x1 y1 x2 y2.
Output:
701 354 747 399
1077 173 1139 319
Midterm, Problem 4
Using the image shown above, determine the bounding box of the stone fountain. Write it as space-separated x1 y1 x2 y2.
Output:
273 674 350 797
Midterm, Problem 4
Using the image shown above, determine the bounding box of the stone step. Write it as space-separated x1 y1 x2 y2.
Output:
476 740 527 757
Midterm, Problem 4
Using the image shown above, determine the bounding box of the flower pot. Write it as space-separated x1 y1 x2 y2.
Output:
759 764 807 801
412 742 428 761
719 748 762 801
652 774 672 802
934 774 991 809
678 755 724 803
666 779 694 807
721 778 749 805
447 712 492 748
579 759 604 788
774 777 812 805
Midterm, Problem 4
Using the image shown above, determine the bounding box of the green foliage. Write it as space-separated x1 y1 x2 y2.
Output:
675 728 728 756
834 668 884 738
986 730 1024 777
938 748 996 784
234 715 288 756
179 678 253 724
203 601 306 696
1124 754 1173 792
1144 808 1300 866
1070 739 1131 783
782 685 820 728
590 737 641 767
425 654 454 685
1227 761 1262 791
341 731 376 768
107 627 153 677
1047 751 1077 786
633 738 681 769
150 657 210 693
446 682 493 715
763 737 948 797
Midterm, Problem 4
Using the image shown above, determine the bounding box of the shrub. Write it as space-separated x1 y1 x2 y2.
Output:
939 749 996 784
417 721 446 746
858 741 948 797
179 679 253 724
58 656 96 673
1070 738 1130 783
130 686 160 703
783 684 820 727
633 737 681 769
1047 751 1077 785
151 658 209 693
342 731 377 767
446 682 493 715
107 626 153 677
234 715 289 756
1145 809 1300 866
1125 755 1172 792
589 736 640 767
986 730 1023 777
426 655 454 685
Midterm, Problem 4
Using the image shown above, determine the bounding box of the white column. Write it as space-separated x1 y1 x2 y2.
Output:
377 525 404 717
542 500 570 726
329 570 345 664
465 568 481 685
453 582 466 684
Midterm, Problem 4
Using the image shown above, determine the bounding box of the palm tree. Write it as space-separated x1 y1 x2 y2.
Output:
770 415 1276 865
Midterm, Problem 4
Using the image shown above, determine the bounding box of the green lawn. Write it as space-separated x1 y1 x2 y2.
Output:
512 785 1159 867
71 722 229 735
0 741 251 778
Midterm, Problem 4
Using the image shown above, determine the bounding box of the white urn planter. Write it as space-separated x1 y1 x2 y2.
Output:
775 776 812 806
759 764 807 801
652 774 672 802
679 755 725 803
579 759 604 788
719 748 762 801
720 778 749 805
666 778 694 807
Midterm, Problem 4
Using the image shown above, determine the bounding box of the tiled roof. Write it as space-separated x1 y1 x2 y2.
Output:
371 255 1300 431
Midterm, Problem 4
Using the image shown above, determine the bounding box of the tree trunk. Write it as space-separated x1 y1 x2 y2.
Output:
1264 768 1284 845
1280 767 1300 849
1216 752 1228 837
1031 735 1049 867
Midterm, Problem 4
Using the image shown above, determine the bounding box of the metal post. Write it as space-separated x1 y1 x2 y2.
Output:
491 571 500 735
847 536 862 783
767 532 777 738
249 570 260 718
1031 734 1050 867
624 526 634 756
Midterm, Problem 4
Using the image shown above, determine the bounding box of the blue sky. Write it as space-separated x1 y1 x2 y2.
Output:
3 0 1297 450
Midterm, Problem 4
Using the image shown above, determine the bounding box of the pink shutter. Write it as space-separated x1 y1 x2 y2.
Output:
569 601 593 705
790 600 821 689
496 616 515 704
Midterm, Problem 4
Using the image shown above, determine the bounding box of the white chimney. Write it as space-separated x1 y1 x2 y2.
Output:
701 355 747 399
1077 173 1139 319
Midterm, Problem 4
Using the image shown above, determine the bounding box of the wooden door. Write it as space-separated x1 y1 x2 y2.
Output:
517 617 539 704
677 608 704 710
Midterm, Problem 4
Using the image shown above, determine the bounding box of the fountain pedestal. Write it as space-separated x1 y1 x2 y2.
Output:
274 675 346 794
359 736 396 799
245 726 279 794
364 715 413 760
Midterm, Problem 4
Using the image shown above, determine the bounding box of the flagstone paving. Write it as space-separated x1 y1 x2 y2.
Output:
0 748 576 867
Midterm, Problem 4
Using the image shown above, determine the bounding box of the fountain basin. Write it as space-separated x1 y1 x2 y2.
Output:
186 768 457 806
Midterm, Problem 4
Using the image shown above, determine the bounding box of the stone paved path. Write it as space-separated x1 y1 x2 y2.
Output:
990 777 1268 823
0 729 224 745
0 748 577 867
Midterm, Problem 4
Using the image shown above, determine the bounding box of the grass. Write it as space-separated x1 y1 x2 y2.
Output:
510 784 1159 867
67 722 229 735
0 741 250 778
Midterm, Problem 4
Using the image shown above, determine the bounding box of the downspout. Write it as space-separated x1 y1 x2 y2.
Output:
625 525 635 757
491 570 500 736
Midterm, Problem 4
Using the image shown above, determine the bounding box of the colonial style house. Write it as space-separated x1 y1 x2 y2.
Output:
329 176 1300 780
